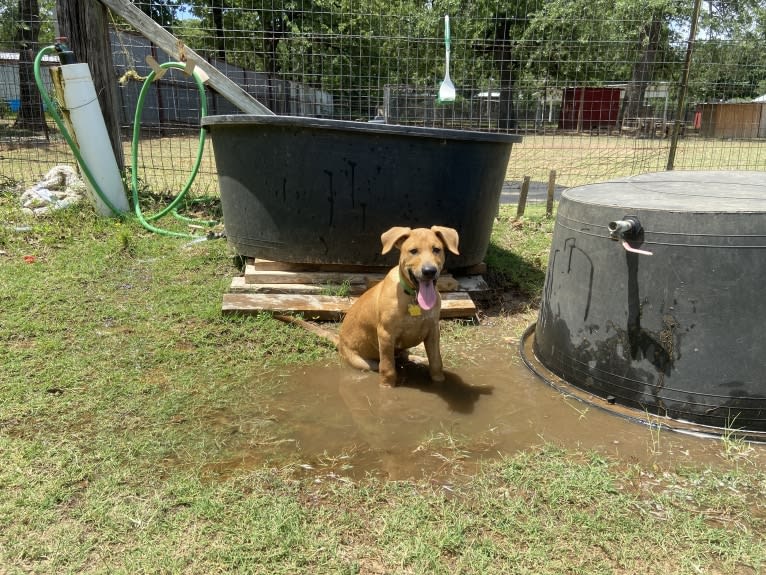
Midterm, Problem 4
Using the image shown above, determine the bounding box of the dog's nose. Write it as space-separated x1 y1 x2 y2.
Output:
421 265 438 280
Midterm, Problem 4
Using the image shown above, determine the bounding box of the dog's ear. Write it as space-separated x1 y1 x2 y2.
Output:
380 226 412 254
431 226 460 255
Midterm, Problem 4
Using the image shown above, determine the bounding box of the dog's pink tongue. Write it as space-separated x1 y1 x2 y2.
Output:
417 280 437 310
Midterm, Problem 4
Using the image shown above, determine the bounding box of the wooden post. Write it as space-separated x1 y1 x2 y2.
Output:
516 176 530 219
667 0 702 170
546 170 556 217
57 0 124 170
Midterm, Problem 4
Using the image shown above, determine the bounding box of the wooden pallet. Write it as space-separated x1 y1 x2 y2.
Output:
222 259 486 320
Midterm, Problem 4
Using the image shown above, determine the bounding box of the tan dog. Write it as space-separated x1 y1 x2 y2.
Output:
338 226 460 387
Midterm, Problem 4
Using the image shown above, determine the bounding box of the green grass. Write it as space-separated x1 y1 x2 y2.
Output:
506 133 766 188
1 191 765 574
485 206 556 303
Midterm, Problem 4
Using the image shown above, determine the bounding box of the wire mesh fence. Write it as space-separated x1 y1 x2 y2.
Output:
1 0 765 198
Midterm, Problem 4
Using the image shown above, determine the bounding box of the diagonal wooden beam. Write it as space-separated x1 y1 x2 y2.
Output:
96 0 273 115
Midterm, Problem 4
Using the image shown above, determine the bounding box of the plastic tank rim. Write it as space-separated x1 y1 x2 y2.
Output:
201 114 523 144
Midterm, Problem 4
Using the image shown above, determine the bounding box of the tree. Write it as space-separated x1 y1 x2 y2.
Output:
1 0 54 131
519 0 681 125
460 0 544 130
132 0 179 28
173 0 764 126
0 0 53 43
621 10 667 120
690 0 766 101
58 0 125 168
0 0 20 41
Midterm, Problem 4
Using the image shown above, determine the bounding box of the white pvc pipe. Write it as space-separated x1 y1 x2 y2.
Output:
58 63 130 216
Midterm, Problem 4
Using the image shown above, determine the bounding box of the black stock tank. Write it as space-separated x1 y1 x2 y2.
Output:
202 115 521 269
533 171 766 433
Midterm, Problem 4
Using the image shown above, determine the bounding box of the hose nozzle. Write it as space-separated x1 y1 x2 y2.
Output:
608 216 642 241
54 37 77 64
608 215 652 255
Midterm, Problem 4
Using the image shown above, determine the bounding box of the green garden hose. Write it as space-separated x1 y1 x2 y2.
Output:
130 60 214 237
34 45 215 238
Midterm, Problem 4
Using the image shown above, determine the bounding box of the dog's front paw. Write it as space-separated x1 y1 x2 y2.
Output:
379 367 398 387
430 371 445 383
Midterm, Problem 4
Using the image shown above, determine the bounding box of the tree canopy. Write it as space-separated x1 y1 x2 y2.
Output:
0 0 55 47
165 0 764 118
2 0 764 123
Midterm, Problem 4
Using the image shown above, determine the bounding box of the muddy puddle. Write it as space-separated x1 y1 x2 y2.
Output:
199 324 765 481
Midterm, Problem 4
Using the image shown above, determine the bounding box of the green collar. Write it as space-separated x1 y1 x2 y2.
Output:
399 270 417 296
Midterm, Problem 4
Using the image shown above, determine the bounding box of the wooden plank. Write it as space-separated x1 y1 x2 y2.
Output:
222 293 352 320
252 259 388 273
232 276 465 296
229 276 368 296
440 293 478 318
252 258 486 277
243 265 459 292
221 292 476 320
341 274 459 292
98 0 272 115
244 265 382 286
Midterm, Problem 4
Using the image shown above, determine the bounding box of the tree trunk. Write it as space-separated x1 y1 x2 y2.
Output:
57 0 124 170
620 15 663 122
14 0 46 132
492 17 516 132
263 13 285 113
211 0 226 60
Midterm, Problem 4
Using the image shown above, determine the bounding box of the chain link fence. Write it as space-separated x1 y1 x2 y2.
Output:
1 0 765 197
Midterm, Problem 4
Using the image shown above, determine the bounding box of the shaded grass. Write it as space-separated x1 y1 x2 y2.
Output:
484 204 555 301
1 191 765 574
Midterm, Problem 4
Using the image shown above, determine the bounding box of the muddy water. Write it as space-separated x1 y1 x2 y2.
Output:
203 325 764 481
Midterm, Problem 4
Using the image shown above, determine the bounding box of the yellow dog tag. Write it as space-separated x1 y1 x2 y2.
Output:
408 304 422 317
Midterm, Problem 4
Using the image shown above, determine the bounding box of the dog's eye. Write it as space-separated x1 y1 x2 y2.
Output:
432 247 442 255
409 248 419 255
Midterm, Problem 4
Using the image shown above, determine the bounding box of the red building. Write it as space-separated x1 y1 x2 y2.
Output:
559 87 622 131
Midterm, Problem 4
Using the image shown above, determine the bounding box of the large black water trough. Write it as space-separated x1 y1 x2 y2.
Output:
202 115 521 269
529 171 766 434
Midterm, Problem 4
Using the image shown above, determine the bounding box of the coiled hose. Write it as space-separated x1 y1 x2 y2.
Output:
34 45 215 238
